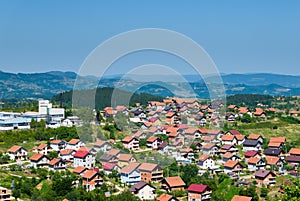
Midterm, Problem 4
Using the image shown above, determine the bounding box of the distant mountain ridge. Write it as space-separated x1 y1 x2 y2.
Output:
1 70 300 99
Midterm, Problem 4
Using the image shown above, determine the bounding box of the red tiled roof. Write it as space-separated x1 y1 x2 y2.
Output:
8 145 22 153
48 158 61 166
72 166 86 174
147 136 158 143
265 156 280 165
244 150 259 158
247 157 261 164
30 153 46 161
198 155 210 162
60 149 74 155
248 134 262 140
103 162 117 171
187 184 208 193
157 194 173 201
73 151 89 158
122 136 135 143
270 137 286 144
50 140 61 144
68 139 80 145
82 170 98 179
224 160 239 168
37 144 47 150
289 148 300 155
164 176 185 187
118 154 134 162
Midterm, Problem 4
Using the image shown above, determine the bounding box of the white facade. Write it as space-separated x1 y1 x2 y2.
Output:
135 185 156 200
73 154 95 168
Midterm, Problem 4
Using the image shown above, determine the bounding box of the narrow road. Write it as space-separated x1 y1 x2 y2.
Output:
0 160 29 167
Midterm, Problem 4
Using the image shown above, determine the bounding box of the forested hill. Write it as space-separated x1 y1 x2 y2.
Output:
52 87 164 110
226 94 274 107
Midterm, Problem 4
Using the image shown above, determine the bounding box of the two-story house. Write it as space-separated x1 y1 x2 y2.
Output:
81 170 103 191
130 181 156 200
161 176 186 192
8 145 28 161
122 136 139 151
254 169 276 187
120 162 141 185
30 153 50 168
138 162 163 182
66 139 85 150
187 184 212 201
73 150 95 168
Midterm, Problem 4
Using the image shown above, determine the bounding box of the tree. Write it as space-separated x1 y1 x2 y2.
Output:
181 164 199 186
139 138 147 147
281 180 300 201
48 151 58 159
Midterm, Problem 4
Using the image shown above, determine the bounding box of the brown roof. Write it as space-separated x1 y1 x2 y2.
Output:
138 162 160 172
224 160 239 168
30 153 47 161
94 140 108 147
265 156 280 165
222 135 236 141
37 144 47 150
118 154 134 162
202 143 216 150
120 162 140 174
122 136 136 143
248 134 262 140
59 149 74 155
270 137 286 144
198 128 208 134
236 135 245 141
107 149 120 156
147 136 158 143
166 111 176 118
68 139 80 145
72 166 87 174
164 176 185 187
157 193 173 201
232 195 252 201
198 155 210 162
8 145 23 153
289 148 300 155
223 153 234 159
50 140 62 144
247 157 261 164
268 142 282 147
185 128 199 135
48 158 61 166
201 136 214 141
82 170 98 179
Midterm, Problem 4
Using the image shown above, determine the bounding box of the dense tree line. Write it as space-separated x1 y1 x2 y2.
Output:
52 87 163 110
226 94 274 107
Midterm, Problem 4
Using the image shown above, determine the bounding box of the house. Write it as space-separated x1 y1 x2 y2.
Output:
247 157 265 172
231 195 253 201
146 136 162 150
185 128 201 139
289 148 300 156
122 136 139 151
107 149 121 157
265 156 283 169
66 139 85 150
7 145 28 161
286 155 300 166
248 134 264 144
201 136 215 144
157 194 178 201
134 131 147 139
0 187 12 201
202 143 218 155
238 107 250 116
228 105 238 110
254 169 276 186
198 155 215 170
187 184 212 201
59 149 76 161
220 144 238 154
82 170 103 191
254 108 266 118
48 158 66 171
33 144 50 155
244 150 261 158
225 113 236 121
93 140 112 152
130 181 156 200
102 162 120 175
223 160 243 174
72 166 87 176
118 154 137 167
165 111 178 124
226 130 241 136
236 135 246 145
265 148 284 158
221 135 237 145
222 153 240 163
242 139 262 151
50 140 66 151
207 129 223 140
30 153 50 168
73 150 95 168
120 162 141 185
162 176 185 192
177 148 194 161
138 162 163 182
270 137 286 145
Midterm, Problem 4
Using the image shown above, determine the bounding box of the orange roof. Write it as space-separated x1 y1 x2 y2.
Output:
239 107 249 114
107 149 120 156
270 137 286 144
37 144 47 150
166 111 176 118
50 140 61 144
8 145 22 153
106 109 115 115
68 139 80 145
208 129 221 135
198 155 210 162
73 166 87 174
166 126 177 133
236 135 245 141
147 136 158 143
202 143 216 149
122 136 134 143
254 108 264 115
116 105 126 111
222 135 236 141
268 142 282 147
157 194 173 201
120 162 140 174
223 153 234 159
138 162 159 172
247 157 261 164
143 121 152 127
228 105 237 109
164 176 185 187
231 195 252 201
60 149 74 155
185 128 199 135
168 131 178 137
118 154 134 162
82 170 98 179
94 140 107 147
265 156 280 165
48 158 61 166
30 153 46 161
198 128 208 134
201 136 214 141
224 160 239 168
248 134 262 140
289 148 300 155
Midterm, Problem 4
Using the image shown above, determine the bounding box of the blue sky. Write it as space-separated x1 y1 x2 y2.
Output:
0 0 300 75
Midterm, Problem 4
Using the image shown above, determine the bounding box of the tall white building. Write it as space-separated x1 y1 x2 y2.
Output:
38 100 65 124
